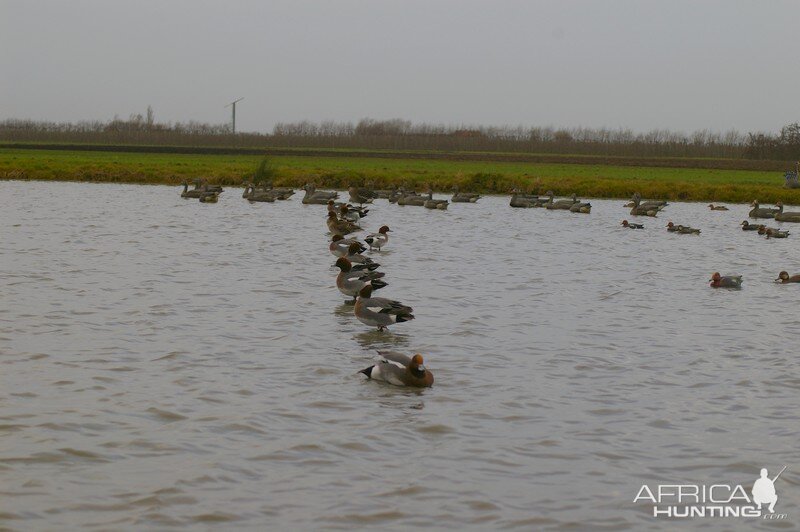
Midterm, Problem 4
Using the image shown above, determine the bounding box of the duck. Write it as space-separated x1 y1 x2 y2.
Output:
329 234 366 257
397 193 427 206
708 204 729 211
749 200 778 219
181 182 206 198
373 185 397 200
334 258 387 301
775 271 800 283
773 202 800 223
327 211 362 236
666 222 700 234
424 191 449 210
628 193 667 210
570 200 592 213
545 191 578 210
194 178 223 193
709 272 742 288
630 197 659 217
765 228 790 239
741 220 764 231
348 186 376 205
198 192 219 203
757 225 776 236
339 203 369 222
359 351 433 387
509 191 538 208
621 220 644 229
354 285 414 331
248 185 277 202
451 186 481 203
302 184 339 205
343 242 377 266
257 181 294 200
364 226 391 251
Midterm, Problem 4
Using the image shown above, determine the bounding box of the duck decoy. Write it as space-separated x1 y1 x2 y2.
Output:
359 351 433 387
509 190 538 208
397 192 427 206
354 285 414 331
773 201 800 222
451 186 481 203
749 200 778 219
195 178 223 193
302 184 339 204
621 220 644 229
628 193 667 210
364 226 391 251
775 271 800 283
709 272 742 288
335 257 386 302
741 221 764 231
327 211 362 236
765 228 790 239
708 204 729 211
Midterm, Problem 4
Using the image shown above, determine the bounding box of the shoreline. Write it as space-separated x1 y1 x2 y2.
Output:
2 147 799 204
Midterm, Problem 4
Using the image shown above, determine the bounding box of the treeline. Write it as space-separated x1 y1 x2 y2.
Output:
2 113 799 160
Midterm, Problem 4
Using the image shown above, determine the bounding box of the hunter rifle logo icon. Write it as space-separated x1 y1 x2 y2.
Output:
752 466 786 514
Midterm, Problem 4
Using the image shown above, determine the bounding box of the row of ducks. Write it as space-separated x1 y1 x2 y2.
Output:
242 182 295 202
620 219 790 238
710 271 800 288
749 201 800 222
325 210 433 387
509 190 591 212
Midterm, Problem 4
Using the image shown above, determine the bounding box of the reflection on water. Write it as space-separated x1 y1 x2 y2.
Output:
1 180 800 530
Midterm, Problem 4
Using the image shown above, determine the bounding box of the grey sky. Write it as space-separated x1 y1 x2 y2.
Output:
1 0 797 135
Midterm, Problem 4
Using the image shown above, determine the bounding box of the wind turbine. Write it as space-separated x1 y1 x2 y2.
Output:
225 97 244 135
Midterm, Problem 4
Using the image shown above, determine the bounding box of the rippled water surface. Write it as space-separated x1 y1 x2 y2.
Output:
2 181 800 530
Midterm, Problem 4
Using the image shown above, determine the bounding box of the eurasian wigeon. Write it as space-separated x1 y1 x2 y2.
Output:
364 226 391 251
359 351 433 387
709 272 742 288
354 285 414 331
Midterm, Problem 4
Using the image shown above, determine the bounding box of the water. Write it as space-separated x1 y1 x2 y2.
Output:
1 181 799 530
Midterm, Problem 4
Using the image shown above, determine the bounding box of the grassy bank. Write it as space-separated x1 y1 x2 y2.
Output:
1 147 798 204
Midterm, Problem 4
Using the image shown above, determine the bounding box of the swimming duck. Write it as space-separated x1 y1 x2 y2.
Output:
198 192 219 203
765 228 790 239
757 225 775 236
741 221 764 231
666 222 700 234
359 351 433 387
749 200 778 219
709 272 742 288
545 191 578 210
621 220 644 229
451 186 481 203
628 193 667 210
364 226 391 251
335 258 387 301
397 193 427 206
181 182 206 198
257 182 294 200
354 285 414 331
327 211 362 235
773 202 800 223
570 200 591 213
775 271 800 283
194 178 223 193
509 191 538 208
424 191 449 210
708 204 729 211
302 184 339 204
629 197 659 217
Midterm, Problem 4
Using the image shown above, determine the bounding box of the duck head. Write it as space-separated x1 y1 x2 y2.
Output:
710 272 721 282
621 220 629 227
666 222 675 228
327 211 338 219
409 354 427 378
378 225 391 234
358 285 373 298
331 234 345 243
751 200 759 207
777 271 790 282
335 257 352 272
741 221 749 227
347 242 362 256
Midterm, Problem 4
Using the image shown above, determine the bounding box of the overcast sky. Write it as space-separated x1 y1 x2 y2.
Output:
1 0 797 135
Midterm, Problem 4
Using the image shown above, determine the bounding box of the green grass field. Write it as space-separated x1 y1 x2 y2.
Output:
1 147 797 204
